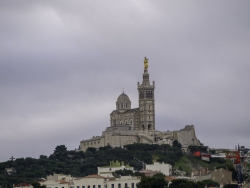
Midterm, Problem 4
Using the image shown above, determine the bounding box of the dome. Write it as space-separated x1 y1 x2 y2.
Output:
116 92 131 111
117 92 130 102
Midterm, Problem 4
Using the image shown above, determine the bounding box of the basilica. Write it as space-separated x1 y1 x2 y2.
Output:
80 58 201 151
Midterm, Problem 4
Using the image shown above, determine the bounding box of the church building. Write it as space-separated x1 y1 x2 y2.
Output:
79 58 201 151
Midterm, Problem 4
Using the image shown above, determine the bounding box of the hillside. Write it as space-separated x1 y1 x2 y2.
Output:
0 144 233 188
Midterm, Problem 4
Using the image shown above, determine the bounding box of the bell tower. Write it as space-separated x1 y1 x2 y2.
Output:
137 57 155 131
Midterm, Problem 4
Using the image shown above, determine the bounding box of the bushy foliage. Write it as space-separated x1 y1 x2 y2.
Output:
136 173 168 188
170 179 205 188
188 146 208 153
201 179 220 187
112 169 145 178
223 184 238 188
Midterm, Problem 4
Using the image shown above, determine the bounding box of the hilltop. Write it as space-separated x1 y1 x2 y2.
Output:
0 143 234 188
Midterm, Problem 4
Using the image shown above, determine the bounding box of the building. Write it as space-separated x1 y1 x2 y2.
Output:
5 167 16 175
145 162 172 176
41 174 140 188
13 183 33 188
193 168 232 184
47 174 73 182
79 58 202 151
139 170 160 177
98 161 134 178
105 176 139 188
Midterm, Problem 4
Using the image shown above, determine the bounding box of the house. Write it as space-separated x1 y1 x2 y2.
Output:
193 168 232 184
98 161 134 178
13 183 33 188
145 162 172 176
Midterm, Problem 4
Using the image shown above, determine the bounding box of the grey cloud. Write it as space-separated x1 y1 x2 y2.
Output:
0 0 250 162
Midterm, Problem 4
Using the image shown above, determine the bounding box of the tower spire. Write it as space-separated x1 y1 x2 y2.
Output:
137 57 155 131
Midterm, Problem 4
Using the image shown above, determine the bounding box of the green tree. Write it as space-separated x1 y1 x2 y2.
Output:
201 179 220 187
223 184 238 188
169 179 204 188
173 140 182 148
31 182 46 188
136 175 167 188
53 145 67 161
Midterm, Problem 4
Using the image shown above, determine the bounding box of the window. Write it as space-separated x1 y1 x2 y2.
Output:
93 186 95 188
125 183 128 188
98 141 100 144
88 186 90 188
126 103 127 108
111 184 114 188
118 183 121 188
146 90 153 99
77 186 80 188
131 183 134 188
139 91 144 99
149 105 150 109
98 185 101 188
82 186 85 188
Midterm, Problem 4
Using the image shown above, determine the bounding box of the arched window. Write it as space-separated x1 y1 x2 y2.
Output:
148 124 152 130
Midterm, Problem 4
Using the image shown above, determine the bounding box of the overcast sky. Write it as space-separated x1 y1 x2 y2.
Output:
0 1 250 162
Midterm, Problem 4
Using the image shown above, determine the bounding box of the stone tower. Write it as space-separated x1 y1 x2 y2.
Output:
137 57 155 131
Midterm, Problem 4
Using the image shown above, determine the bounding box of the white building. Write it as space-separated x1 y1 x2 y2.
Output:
98 161 134 178
73 175 104 188
41 174 140 188
105 176 139 188
47 174 74 182
145 162 172 176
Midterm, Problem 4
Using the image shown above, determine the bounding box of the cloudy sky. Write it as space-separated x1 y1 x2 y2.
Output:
0 1 250 162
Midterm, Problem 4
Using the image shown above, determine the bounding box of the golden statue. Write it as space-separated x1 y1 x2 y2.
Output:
144 57 148 70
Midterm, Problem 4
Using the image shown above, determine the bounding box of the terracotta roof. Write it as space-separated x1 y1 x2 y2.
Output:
165 176 176 182
59 180 70 184
14 183 31 187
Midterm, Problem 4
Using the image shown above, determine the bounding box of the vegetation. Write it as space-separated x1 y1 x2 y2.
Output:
0 144 183 188
223 184 238 188
136 173 168 188
112 169 145 178
201 179 220 187
169 179 204 188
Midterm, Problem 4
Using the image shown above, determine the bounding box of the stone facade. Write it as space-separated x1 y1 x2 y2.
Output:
79 58 202 151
